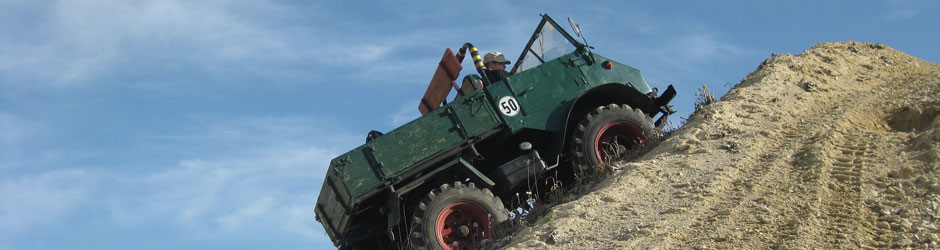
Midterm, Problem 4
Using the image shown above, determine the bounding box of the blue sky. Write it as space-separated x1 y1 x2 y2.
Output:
1 0 937 249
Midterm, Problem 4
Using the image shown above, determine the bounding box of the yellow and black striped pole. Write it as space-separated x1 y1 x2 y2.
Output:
457 43 491 87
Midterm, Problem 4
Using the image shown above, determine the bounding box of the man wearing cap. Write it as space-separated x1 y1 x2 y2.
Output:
482 51 512 87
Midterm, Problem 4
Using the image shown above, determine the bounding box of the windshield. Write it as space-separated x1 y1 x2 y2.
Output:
512 20 578 74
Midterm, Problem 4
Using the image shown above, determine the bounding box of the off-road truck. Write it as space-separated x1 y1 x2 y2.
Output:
315 14 676 249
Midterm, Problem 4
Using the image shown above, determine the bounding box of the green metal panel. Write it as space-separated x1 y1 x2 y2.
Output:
585 54 653 94
370 91 500 180
330 146 380 199
330 90 501 199
451 91 502 136
315 172 352 244
486 53 584 132
486 51 652 133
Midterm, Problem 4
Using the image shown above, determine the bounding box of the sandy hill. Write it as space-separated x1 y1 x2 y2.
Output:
500 41 940 249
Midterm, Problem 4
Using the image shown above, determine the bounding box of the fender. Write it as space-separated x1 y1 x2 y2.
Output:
384 158 494 235
552 83 662 157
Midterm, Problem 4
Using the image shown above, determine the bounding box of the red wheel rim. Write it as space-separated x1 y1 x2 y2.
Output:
435 201 491 250
594 121 644 164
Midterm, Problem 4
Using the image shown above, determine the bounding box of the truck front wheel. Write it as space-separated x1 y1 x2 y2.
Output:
571 104 655 167
410 182 509 250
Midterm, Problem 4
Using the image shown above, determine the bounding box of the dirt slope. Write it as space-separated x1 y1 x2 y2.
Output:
500 41 940 249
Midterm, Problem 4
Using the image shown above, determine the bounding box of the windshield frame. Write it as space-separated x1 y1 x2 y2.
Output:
510 14 585 74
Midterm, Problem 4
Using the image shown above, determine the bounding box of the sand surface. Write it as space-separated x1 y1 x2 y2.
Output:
499 41 940 249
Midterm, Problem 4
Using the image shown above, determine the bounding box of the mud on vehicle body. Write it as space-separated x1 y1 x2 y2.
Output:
315 14 676 249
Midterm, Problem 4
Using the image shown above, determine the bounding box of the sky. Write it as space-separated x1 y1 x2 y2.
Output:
1 0 938 249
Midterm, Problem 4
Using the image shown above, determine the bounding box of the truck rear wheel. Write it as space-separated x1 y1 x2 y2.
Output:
571 104 655 167
410 182 508 250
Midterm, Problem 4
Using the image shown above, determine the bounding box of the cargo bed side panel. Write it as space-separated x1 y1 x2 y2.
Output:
315 170 353 245
370 91 501 181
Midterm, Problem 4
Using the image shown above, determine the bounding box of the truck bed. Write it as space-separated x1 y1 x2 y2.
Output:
315 90 502 243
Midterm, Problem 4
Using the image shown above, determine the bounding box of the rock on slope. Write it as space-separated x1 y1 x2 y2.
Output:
500 41 940 249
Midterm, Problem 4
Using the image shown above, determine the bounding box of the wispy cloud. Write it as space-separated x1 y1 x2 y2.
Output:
389 100 421 127
125 115 354 240
0 0 427 89
104 144 334 239
0 0 563 94
0 112 38 148
0 112 45 169
671 34 755 62
884 9 917 20
3 0 270 87
611 33 759 77
0 169 94 232
0 114 352 246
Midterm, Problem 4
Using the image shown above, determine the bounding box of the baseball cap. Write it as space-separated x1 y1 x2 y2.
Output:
483 52 511 64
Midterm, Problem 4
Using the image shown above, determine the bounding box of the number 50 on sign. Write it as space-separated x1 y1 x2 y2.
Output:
498 96 520 117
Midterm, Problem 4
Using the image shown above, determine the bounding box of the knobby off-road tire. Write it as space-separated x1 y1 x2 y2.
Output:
410 182 509 250
570 104 656 167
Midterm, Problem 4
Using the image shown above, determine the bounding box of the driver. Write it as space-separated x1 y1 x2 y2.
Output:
483 51 512 86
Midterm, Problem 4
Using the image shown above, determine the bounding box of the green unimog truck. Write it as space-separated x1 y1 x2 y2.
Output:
315 14 676 249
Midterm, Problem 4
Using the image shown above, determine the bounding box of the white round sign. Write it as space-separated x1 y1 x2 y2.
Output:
497 96 521 117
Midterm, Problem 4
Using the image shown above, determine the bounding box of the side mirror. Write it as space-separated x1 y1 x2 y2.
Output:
567 17 592 52
568 17 583 38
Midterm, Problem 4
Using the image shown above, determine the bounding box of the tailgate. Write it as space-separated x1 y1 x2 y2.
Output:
315 167 353 246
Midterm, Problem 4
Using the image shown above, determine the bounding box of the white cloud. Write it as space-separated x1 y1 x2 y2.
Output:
0 0 549 91
0 112 38 147
389 100 421 127
1 114 349 246
112 115 353 237
588 5 661 34
623 33 759 75
0 0 374 88
885 9 917 20
105 143 333 239
0 169 93 232
214 196 275 232
0 112 45 169
662 34 754 62
188 115 359 150
110 115 355 240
